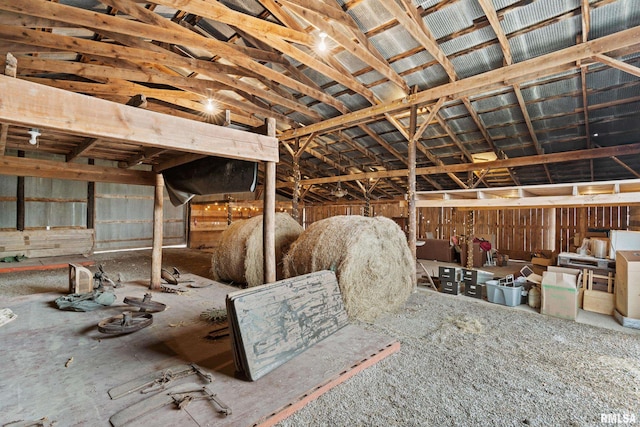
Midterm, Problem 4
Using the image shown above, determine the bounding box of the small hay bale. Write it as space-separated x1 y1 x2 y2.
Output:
211 213 303 287
283 215 414 322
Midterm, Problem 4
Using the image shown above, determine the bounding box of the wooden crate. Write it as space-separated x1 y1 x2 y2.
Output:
582 270 615 316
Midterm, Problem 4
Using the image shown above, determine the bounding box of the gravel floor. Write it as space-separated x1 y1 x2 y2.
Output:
1 248 639 427
277 290 640 427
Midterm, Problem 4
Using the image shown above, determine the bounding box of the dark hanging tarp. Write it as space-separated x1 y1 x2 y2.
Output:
162 156 258 206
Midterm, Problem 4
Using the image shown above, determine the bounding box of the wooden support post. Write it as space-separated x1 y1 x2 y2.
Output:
263 118 277 284
408 88 418 287
292 151 301 223
1 53 17 156
364 192 371 217
16 150 25 231
466 210 474 270
87 159 95 230
150 173 164 290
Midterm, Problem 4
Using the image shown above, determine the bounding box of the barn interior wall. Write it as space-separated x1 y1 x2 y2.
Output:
0 154 186 256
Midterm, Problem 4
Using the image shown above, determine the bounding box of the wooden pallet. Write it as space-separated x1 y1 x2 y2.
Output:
557 252 615 271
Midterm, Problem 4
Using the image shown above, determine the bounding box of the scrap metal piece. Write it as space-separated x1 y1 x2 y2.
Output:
108 363 213 400
205 324 229 341
161 267 195 285
97 311 152 334
168 385 232 416
160 283 187 294
94 264 123 290
161 268 178 285
3 417 54 427
109 382 231 427
123 293 166 313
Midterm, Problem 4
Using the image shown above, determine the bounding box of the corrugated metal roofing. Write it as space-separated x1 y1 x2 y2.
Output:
451 44 505 78
424 0 484 39
2 0 639 201
509 17 581 63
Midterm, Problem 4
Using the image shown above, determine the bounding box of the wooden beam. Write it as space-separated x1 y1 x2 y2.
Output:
280 0 358 30
582 0 591 42
384 0 457 80
580 65 595 181
0 75 279 162
280 25 640 140
412 97 445 143
0 123 7 155
513 83 553 183
23 77 266 128
276 142 640 188
477 0 513 65
0 52 15 156
264 118 277 284
0 0 333 113
150 173 164 290
66 137 100 163
0 155 156 185
419 194 640 208
16 150 24 231
282 0 408 94
149 0 313 45
593 54 640 78
408 89 417 285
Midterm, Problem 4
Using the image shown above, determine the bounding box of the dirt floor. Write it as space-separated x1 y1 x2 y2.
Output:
1 248 639 426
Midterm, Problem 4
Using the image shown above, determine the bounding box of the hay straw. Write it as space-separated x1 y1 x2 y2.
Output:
283 215 414 322
211 213 303 287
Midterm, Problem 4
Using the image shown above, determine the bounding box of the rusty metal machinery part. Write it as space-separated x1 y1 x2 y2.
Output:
98 311 153 334
161 268 178 285
123 293 166 313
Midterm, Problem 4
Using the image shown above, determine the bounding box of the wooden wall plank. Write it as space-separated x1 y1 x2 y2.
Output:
0 229 94 258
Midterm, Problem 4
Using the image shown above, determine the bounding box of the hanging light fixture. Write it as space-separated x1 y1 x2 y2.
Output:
332 181 348 198
27 128 40 145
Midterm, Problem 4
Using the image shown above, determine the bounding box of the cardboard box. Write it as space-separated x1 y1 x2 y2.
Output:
541 272 578 321
546 266 583 307
532 256 555 267
616 251 640 318
608 230 640 260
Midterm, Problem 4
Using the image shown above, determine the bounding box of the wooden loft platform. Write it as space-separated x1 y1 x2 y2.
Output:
0 75 281 287
416 178 640 209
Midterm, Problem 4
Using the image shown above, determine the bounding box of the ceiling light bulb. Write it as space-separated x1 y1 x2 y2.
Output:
27 128 40 145
318 32 328 52
205 98 215 113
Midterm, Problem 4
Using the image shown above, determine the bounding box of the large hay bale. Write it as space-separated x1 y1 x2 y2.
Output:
211 213 304 287
283 215 414 322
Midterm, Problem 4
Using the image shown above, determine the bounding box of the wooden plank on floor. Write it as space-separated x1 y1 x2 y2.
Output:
227 270 349 381
0 255 94 273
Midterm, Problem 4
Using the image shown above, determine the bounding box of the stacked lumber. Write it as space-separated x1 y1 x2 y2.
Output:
0 229 94 258
226 270 348 381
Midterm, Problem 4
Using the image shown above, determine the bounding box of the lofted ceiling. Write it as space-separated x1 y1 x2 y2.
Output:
0 0 640 204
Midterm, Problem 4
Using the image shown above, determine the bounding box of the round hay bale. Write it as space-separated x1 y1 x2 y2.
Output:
283 215 414 322
211 213 304 287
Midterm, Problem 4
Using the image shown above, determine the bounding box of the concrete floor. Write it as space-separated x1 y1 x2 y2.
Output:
0 272 397 426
